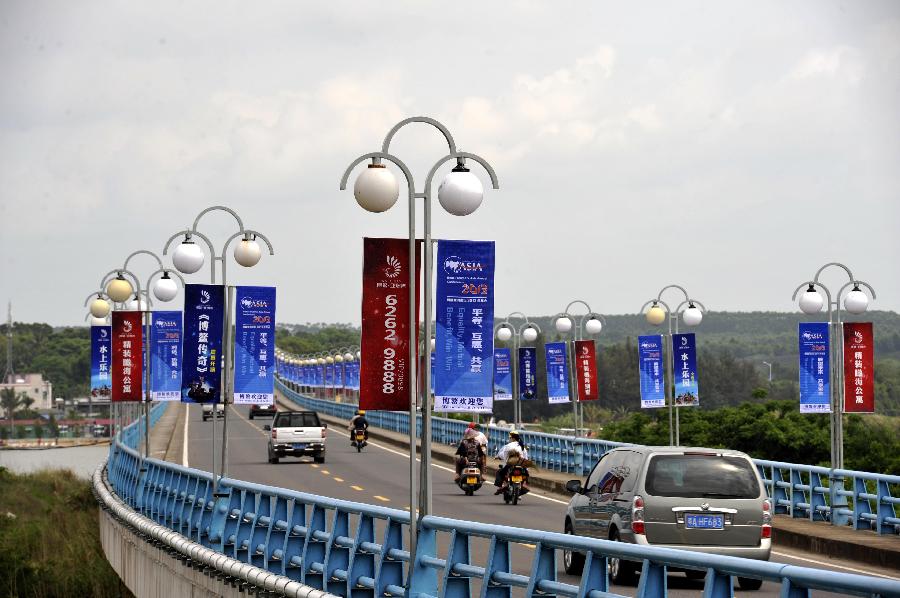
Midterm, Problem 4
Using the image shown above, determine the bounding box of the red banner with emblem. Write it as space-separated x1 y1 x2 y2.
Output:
112 311 144 402
360 238 421 411
574 340 599 401
843 322 874 413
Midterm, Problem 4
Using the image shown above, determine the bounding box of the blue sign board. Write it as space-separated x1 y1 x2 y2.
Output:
672 333 699 406
493 348 512 400
181 284 224 403
518 347 538 400
234 286 276 405
150 311 182 401
90 325 112 400
434 240 496 413
545 342 571 404
798 322 830 413
638 335 665 408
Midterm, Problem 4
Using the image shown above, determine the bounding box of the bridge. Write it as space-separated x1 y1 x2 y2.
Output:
92 387 900 598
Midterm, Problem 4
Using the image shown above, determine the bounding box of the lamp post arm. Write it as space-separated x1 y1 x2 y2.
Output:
83 291 113 307
656 284 690 303
99 269 142 300
640 298 672 315
505 311 530 323
123 250 164 272
162 229 219 284
674 299 707 314
144 268 186 292
423 152 500 191
791 280 834 322
518 321 542 336
381 116 457 155
813 262 854 283
192 205 245 233
564 299 593 315
835 279 877 324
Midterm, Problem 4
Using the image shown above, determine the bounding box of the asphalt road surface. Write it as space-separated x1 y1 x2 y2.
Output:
181 403 898 597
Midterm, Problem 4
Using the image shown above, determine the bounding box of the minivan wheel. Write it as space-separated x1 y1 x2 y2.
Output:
563 522 585 575
608 530 637 585
737 576 763 591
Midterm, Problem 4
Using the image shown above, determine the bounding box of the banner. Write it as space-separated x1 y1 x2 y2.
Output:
799 322 830 413
574 340 599 402
638 335 665 408
234 286 276 405
672 333 699 406
181 284 225 403
90 326 112 400
545 342 571 404
843 322 874 413
518 347 538 400
493 348 512 400
434 240 496 413
112 311 143 402
360 237 421 411
150 311 182 401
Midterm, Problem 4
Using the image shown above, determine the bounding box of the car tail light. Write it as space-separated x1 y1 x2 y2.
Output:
761 498 772 539
632 495 645 535
272 429 277 440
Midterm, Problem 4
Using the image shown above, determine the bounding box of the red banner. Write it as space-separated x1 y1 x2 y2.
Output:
843 322 874 413
360 238 421 411
574 340 599 401
112 311 144 402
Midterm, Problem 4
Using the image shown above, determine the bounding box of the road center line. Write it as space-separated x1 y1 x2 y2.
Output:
350 485 364 491
333 477 344 482
373 495 390 502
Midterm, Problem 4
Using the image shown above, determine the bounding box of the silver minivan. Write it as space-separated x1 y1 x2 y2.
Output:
563 446 771 590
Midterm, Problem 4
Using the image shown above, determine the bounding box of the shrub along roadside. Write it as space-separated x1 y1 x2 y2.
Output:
0 466 133 598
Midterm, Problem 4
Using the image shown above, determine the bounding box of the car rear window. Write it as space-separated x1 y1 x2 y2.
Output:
274 413 321 428
645 454 760 499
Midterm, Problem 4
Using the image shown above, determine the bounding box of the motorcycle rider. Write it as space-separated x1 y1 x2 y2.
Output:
454 427 486 481
466 422 488 470
494 429 529 494
348 410 369 445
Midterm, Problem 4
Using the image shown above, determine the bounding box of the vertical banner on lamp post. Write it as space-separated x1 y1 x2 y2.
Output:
434 240 496 414
234 286 276 405
181 284 225 404
111 311 143 402
799 322 830 413
91 326 112 400
843 322 874 413
360 237 421 411
150 311 182 401
544 342 571 404
672 333 699 406
493 348 512 400
518 347 538 400
574 340 599 402
638 335 665 408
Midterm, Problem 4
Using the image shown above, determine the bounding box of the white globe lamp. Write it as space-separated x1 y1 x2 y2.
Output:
234 237 262 267
354 163 399 213
126 295 147 312
344 352 354 361
522 327 538 343
326 356 334 364
106 275 133 303
172 239 205 274
585 317 603 335
152 274 178 302
89 296 110 318
646 304 667 326
555 316 573 333
438 162 484 216
356 351 361 360
430 338 436 351
334 354 344 363
798 286 824 315
90 316 108 327
682 304 703 327
496 326 512 342
844 286 868 315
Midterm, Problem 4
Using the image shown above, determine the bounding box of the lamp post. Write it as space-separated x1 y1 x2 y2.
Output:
553 301 606 436
341 117 499 552
163 206 275 494
640 284 706 447
762 361 773 383
791 262 876 471
494 313 542 429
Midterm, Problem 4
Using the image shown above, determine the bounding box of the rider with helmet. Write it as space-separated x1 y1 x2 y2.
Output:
494 429 529 493
467 422 488 468
454 427 486 481
348 410 369 444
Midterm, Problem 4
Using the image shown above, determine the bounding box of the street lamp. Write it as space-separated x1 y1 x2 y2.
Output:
762 361 773 383
341 116 499 551
494 312 541 429
554 300 606 436
791 262 876 471
163 206 275 495
640 284 707 447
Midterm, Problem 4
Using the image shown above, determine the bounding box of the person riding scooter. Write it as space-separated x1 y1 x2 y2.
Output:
454 427 486 481
466 422 488 469
348 410 369 444
494 429 529 494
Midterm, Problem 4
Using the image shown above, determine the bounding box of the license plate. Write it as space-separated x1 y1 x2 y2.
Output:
510 475 523 483
685 514 723 529
292 443 306 450
466 477 478 484
356 435 365 440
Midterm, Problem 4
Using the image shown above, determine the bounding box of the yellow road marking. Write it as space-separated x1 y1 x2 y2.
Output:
333 477 344 482
522 543 536 549
373 495 390 502
321 470 330 475
351 485 364 491
311 464 319 468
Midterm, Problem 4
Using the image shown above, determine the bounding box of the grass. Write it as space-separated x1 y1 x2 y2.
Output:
0 466 133 598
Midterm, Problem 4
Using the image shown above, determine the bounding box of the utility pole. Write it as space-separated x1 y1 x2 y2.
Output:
3 302 12 385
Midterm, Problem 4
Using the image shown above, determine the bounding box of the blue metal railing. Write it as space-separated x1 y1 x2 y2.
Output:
105 422 900 598
276 377 900 536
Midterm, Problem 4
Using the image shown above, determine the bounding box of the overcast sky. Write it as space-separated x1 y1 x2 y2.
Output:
1 1 898 327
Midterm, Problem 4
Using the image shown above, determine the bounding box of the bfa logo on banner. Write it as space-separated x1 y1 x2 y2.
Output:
384 255 401 278
443 256 485 274
240 296 270 309
123 320 133 333
200 289 210 304
100 328 108 339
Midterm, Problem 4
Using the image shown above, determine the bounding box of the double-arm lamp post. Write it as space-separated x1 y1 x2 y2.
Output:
792 262 876 471
553 300 606 436
341 116 499 554
494 313 541 429
640 284 706 447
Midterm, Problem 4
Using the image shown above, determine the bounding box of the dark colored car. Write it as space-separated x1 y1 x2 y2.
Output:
249 403 277 419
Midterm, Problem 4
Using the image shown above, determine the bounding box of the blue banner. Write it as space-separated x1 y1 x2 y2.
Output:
234 286 276 405
493 348 512 400
90 326 112 400
181 284 224 403
346 361 359 390
150 311 182 401
672 333 699 406
518 347 538 400
638 335 665 408
799 322 830 413
545 342 571 404
434 240 496 413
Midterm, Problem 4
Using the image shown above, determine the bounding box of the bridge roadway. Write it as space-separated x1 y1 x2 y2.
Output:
178 403 899 597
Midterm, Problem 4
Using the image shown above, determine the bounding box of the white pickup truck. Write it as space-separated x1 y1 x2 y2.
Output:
264 410 327 464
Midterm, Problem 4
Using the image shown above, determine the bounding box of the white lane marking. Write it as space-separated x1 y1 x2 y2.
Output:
366 439 570 505
182 403 189 467
770 550 900 579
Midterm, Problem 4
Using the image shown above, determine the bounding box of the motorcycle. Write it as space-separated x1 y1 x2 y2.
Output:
352 428 368 452
457 460 483 496
501 464 529 505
